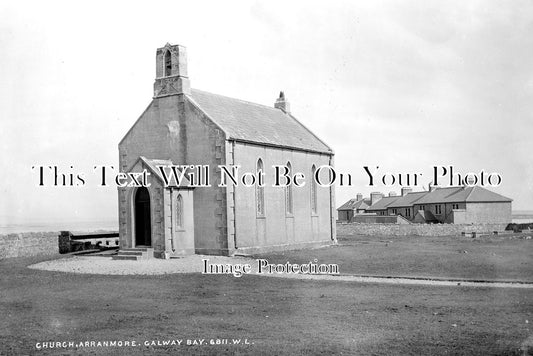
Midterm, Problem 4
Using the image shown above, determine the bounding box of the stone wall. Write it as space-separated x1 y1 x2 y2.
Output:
351 215 410 224
0 232 59 259
337 222 507 237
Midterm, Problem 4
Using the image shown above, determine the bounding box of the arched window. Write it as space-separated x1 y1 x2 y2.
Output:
176 194 183 229
164 50 172 76
311 165 317 214
285 162 293 215
256 159 265 216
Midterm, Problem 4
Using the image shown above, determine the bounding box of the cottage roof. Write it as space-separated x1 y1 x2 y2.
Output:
366 196 401 211
388 191 428 208
415 186 512 204
337 198 371 211
189 89 333 154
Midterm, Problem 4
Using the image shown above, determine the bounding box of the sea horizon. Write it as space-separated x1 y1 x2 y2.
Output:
1 211 532 235
0 219 118 235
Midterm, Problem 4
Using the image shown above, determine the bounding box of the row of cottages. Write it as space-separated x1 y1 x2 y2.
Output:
117 43 336 259
336 193 370 222
338 186 512 224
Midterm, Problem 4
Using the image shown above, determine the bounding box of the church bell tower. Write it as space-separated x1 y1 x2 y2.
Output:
153 43 191 97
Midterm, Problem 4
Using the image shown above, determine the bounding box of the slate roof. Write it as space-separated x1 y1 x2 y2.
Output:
337 199 371 211
341 187 511 215
189 89 332 154
366 196 401 211
415 186 512 205
389 191 428 208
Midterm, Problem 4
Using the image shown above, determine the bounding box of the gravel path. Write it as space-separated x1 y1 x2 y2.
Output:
28 256 533 289
28 255 253 275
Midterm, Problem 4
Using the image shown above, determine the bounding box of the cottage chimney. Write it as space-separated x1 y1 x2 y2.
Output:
274 91 291 113
154 43 191 97
401 187 412 196
388 191 397 197
429 184 437 192
370 192 383 206
356 193 363 201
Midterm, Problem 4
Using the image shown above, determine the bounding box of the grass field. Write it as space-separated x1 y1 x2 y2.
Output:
1 235 532 355
257 234 533 282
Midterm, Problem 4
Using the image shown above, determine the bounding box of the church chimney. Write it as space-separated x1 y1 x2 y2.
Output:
274 91 290 113
154 43 191 97
356 193 363 202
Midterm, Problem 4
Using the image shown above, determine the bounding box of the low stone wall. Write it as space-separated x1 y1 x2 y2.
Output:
352 215 411 224
0 232 59 259
337 222 508 237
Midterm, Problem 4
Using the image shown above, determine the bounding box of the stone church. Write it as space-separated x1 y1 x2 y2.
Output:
117 43 336 258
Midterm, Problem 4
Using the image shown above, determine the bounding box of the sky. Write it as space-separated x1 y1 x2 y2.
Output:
1 0 532 227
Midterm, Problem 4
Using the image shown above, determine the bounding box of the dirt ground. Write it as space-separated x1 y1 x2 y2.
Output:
0 235 532 355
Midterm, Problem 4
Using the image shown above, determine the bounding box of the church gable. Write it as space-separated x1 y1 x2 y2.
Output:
119 97 188 171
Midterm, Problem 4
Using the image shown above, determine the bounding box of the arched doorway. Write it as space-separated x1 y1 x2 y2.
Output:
134 187 152 246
